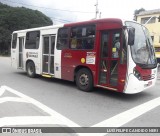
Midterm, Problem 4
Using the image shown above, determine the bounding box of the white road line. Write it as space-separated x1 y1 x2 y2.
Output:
0 97 30 104
0 116 65 127
87 97 160 136
93 97 160 127
0 87 5 97
1 85 80 127
1 85 160 136
78 97 160 136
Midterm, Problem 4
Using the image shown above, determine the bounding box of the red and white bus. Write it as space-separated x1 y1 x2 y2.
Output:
11 18 157 94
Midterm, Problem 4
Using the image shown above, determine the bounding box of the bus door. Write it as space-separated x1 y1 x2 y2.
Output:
18 37 24 68
98 30 121 89
42 35 55 75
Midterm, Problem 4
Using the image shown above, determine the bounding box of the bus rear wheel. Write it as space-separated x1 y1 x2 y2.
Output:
76 68 93 92
26 61 36 78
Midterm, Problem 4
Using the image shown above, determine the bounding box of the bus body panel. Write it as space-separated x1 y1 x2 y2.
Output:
54 46 62 79
25 50 40 74
124 68 157 94
11 45 18 69
61 50 97 81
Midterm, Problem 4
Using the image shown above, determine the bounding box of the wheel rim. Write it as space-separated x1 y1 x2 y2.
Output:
79 73 89 86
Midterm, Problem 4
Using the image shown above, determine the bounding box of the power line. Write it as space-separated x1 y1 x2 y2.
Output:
50 17 72 23
1 0 94 13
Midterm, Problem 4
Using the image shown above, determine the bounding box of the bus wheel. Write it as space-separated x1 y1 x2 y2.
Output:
26 61 36 78
76 68 93 92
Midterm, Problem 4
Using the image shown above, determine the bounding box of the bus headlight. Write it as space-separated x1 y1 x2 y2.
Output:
133 68 141 80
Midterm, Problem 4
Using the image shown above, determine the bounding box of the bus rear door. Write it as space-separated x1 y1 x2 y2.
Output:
42 35 55 75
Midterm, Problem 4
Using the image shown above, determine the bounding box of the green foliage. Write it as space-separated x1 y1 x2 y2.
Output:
133 8 145 21
0 2 53 55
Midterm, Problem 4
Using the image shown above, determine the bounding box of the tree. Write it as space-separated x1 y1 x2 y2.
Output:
133 8 145 21
0 2 53 55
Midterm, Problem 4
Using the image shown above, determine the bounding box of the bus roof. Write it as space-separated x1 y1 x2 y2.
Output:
13 24 64 34
13 18 123 34
65 18 123 27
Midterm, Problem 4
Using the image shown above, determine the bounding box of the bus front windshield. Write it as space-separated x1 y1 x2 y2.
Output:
125 21 157 69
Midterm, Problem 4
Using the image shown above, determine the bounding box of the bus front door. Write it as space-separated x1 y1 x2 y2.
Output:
98 30 121 89
18 37 24 68
42 35 55 75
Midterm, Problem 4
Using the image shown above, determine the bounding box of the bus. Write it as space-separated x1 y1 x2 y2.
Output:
11 18 157 94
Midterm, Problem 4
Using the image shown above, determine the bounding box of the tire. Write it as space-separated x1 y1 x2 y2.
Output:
26 61 36 78
76 68 93 92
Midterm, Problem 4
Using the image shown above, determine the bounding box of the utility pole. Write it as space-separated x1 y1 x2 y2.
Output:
95 0 99 19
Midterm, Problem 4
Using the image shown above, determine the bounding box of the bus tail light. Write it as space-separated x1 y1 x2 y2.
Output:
133 68 141 80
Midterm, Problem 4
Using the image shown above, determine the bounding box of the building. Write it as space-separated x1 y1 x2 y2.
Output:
136 9 160 63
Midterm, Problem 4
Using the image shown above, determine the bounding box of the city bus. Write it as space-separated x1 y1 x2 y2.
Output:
11 18 157 94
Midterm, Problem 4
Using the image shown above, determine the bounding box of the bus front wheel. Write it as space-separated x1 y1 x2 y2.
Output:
26 61 36 78
76 68 93 92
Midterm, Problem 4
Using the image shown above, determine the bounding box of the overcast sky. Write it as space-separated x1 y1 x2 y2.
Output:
1 0 160 24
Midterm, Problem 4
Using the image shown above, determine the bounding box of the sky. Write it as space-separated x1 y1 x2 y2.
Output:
1 0 160 24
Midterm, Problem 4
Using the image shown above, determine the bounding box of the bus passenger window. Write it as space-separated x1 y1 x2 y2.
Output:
57 28 69 50
70 25 95 50
25 31 40 49
71 38 77 49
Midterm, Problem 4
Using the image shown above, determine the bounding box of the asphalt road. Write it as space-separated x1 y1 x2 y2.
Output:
0 57 160 136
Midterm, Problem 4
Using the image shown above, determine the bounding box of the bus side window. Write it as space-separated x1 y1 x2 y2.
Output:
12 33 17 49
25 31 40 49
70 25 95 50
57 28 69 50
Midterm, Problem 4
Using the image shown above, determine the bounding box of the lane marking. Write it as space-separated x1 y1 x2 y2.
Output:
88 97 160 136
93 97 160 127
78 97 160 136
0 87 5 97
1 86 80 127
1 85 160 136
0 97 30 104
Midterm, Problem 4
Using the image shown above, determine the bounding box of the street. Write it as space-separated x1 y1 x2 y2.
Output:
0 57 160 136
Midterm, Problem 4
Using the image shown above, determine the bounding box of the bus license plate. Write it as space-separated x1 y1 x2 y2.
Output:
148 81 152 86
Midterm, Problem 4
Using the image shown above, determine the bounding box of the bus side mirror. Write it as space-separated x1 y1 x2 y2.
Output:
128 27 135 46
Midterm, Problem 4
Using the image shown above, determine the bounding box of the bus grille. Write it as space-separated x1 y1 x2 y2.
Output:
141 74 155 81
